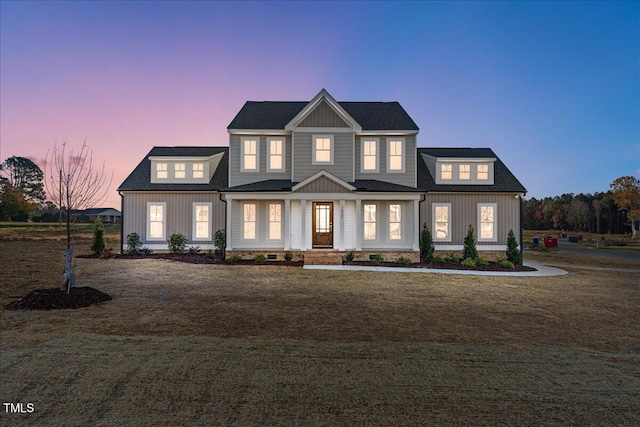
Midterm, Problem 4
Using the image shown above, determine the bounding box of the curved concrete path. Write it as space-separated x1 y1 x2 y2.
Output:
304 262 567 277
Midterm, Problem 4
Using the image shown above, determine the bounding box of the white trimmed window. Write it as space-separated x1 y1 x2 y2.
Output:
269 203 282 240
387 138 404 172
193 203 212 241
313 135 333 164
433 203 451 241
478 203 497 241
156 163 168 179
175 163 186 179
147 202 166 241
267 138 285 172
243 203 256 240
241 138 259 171
192 163 204 179
477 164 489 180
389 204 402 240
441 164 452 180
361 139 378 172
459 164 470 180
363 204 376 240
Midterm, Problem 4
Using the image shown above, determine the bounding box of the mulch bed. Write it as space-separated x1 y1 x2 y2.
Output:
345 260 537 272
5 287 112 311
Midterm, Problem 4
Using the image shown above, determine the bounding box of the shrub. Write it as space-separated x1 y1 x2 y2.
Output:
371 253 384 264
433 255 445 264
188 246 200 254
91 220 106 255
167 232 187 253
396 256 412 265
214 229 226 257
463 225 478 260
475 257 489 266
228 254 242 263
345 251 355 262
419 222 435 263
497 258 515 269
446 253 459 263
141 247 153 256
506 229 522 265
284 251 293 262
126 232 143 255
253 254 267 263
206 249 215 260
461 258 476 268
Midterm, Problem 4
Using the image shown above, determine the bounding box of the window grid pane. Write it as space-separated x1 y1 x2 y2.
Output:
389 140 402 170
193 163 204 179
175 163 186 179
244 204 256 239
315 137 331 163
269 140 283 170
480 206 494 239
243 140 257 170
195 204 209 239
149 205 164 239
156 163 168 179
435 206 449 239
477 164 488 180
269 204 282 239
364 204 376 240
441 164 452 180
459 164 470 180
389 204 401 240
363 140 377 171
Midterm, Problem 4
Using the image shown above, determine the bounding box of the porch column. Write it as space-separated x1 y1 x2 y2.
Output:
339 199 345 251
414 199 420 250
226 199 233 250
355 199 362 251
300 199 306 250
284 199 291 250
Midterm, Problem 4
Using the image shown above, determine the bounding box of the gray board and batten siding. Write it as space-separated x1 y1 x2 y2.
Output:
294 176 352 194
228 135 292 187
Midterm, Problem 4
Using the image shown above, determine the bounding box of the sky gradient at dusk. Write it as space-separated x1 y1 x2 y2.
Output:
1 1 638 208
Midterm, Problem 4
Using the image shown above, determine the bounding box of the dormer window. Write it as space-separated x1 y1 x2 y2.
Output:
313 135 333 164
242 137 259 171
175 163 186 179
441 164 452 180
156 163 168 179
477 164 488 180
267 138 285 172
459 164 470 180
192 163 204 179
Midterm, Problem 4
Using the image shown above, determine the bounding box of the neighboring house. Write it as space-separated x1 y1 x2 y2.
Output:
72 208 121 223
118 89 526 261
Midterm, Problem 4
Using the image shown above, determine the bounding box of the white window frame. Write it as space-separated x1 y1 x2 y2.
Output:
361 138 379 172
312 134 334 165
441 164 452 180
243 203 257 240
477 164 489 180
192 202 212 241
241 137 259 172
192 163 205 179
432 203 451 242
174 163 186 179
386 137 405 172
363 203 377 241
389 204 402 240
147 202 167 241
459 164 471 180
268 203 282 240
478 203 497 242
267 137 285 172
156 163 168 179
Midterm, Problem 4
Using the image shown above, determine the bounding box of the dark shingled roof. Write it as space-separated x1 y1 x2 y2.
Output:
118 147 228 191
224 179 422 193
228 101 419 131
417 148 526 193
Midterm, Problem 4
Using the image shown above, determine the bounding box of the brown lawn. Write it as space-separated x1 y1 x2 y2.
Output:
1 227 639 426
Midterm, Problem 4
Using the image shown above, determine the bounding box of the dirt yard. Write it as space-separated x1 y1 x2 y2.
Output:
1 228 639 425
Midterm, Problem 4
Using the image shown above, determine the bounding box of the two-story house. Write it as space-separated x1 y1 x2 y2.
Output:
118 89 526 262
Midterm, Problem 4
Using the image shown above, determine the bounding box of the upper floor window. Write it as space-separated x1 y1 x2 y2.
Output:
313 135 333 164
478 203 497 241
241 137 259 172
363 204 377 240
477 164 489 180
387 138 404 172
192 163 204 179
389 204 402 240
433 203 451 241
459 164 470 180
362 139 378 172
175 163 186 179
156 163 168 179
441 164 452 180
267 138 285 172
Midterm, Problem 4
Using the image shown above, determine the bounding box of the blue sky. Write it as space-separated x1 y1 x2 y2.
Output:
1 1 638 206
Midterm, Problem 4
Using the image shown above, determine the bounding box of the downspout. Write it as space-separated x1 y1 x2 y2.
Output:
219 193 227 258
520 193 525 252
119 191 124 254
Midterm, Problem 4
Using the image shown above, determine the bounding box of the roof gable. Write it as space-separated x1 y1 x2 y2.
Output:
292 170 356 193
285 89 361 131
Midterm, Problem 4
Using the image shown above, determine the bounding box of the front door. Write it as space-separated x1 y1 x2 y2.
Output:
312 202 333 248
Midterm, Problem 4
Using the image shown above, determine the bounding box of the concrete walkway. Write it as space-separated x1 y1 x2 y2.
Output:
304 262 567 277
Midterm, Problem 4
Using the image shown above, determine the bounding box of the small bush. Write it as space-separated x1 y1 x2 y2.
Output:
188 246 200 254
419 223 435 263
433 255 445 264
214 229 226 257
284 251 293 262
371 253 384 264
497 258 515 269
91 220 106 255
126 232 143 255
475 257 489 266
227 254 242 263
167 232 187 253
141 247 153 256
396 256 412 265
506 229 522 265
446 253 460 263
345 251 355 262
463 225 478 260
253 254 267 263
461 258 477 268
206 249 215 260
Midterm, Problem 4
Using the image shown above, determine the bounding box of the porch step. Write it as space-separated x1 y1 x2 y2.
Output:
303 251 344 265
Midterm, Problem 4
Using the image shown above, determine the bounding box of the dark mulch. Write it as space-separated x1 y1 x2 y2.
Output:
111 253 303 266
345 260 536 272
5 287 112 311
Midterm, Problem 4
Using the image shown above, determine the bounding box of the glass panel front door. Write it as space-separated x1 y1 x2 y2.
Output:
312 202 333 248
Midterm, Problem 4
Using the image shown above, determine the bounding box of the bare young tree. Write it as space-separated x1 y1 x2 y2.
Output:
45 140 113 248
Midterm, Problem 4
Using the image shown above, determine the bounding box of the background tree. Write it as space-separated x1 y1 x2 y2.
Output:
45 141 113 248
610 175 640 238
0 187 32 221
0 156 46 203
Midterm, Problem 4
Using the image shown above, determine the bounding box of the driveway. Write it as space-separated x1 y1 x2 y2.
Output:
556 238 640 261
